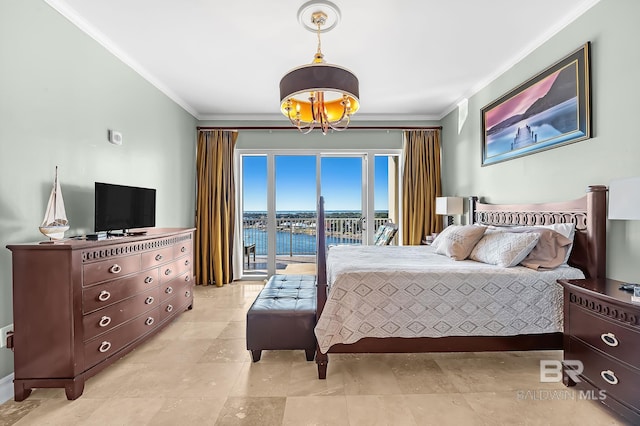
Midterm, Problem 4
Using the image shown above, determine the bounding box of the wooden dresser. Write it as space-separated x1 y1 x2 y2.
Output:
558 278 640 423
6 228 195 401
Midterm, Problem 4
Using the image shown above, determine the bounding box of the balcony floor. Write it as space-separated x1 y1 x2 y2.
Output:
243 255 315 277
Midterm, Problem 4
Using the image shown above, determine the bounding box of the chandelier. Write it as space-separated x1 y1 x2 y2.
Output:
279 1 360 135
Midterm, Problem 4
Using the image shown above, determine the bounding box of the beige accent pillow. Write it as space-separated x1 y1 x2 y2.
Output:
469 231 540 267
520 229 572 270
434 225 487 260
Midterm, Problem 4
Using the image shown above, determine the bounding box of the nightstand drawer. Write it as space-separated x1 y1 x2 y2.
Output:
568 337 640 410
569 305 640 370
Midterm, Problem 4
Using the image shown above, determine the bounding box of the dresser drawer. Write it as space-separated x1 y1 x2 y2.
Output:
174 240 192 258
83 254 141 286
567 337 640 409
141 247 174 270
159 258 192 284
83 269 159 314
569 305 640 370
84 307 160 369
160 270 193 302
160 285 193 323
83 286 160 341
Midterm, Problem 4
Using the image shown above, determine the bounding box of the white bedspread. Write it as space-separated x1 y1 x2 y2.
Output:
315 245 585 353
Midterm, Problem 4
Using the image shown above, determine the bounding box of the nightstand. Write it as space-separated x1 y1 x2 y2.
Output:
558 278 640 423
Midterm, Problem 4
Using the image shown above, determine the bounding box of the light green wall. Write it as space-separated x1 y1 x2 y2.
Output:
441 0 640 282
0 0 197 380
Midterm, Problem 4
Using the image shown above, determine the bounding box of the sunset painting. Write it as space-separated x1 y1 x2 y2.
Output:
481 43 591 166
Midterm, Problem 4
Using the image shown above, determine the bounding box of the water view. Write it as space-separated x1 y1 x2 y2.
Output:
243 211 389 256
486 98 580 160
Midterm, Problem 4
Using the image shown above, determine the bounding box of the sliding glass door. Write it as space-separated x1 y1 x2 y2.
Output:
321 156 365 245
240 150 400 277
275 155 317 271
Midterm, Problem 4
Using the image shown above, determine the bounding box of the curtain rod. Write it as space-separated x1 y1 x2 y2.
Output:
196 126 442 132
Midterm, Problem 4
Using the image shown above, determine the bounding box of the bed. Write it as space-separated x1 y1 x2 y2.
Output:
313 185 607 379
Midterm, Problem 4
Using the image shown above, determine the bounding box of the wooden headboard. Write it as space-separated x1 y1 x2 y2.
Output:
469 185 607 279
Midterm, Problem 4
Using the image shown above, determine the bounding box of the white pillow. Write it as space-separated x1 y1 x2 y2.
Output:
485 223 576 265
430 225 454 250
469 231 541 267
434 225 487 260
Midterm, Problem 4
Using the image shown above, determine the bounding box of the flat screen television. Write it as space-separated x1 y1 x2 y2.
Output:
94 182 156 233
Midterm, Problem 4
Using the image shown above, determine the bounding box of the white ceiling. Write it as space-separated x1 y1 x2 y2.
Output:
45 0 600 121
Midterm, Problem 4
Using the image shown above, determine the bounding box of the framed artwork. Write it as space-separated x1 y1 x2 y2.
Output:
481 42 591 166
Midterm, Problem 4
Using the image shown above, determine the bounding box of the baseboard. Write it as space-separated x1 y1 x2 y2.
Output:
0 373 14 404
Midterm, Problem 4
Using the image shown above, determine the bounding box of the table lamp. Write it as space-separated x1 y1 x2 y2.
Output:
435 196 463 227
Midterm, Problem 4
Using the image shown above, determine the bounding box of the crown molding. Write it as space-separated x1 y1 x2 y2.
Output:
438 0 601 120
196 113 440 122
44 0 198 118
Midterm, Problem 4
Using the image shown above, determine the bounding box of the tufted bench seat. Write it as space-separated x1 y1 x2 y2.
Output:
246 274 317 362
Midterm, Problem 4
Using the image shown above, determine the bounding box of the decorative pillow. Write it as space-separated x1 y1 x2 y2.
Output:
488 223 576 265
520 229 572 270
469 232 541 267
537 223 576 264
430 225 455 250
434 225 487 260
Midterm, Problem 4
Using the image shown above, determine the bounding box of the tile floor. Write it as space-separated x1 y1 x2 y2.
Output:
0 281 631 425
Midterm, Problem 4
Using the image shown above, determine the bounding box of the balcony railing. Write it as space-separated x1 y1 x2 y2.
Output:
243 216 391 256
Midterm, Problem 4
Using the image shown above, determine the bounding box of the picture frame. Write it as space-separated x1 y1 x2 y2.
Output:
481 42 591 166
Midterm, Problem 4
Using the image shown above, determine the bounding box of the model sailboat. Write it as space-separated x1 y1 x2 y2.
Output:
39 166 69 240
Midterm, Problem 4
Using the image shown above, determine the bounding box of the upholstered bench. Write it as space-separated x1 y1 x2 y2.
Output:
246 274 317 362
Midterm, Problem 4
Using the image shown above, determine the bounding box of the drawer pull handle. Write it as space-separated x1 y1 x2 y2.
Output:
165 286 173 294
98 316 112 327
98 290 111 302
145 296 155 305
166 304 173 313
144 276 154 284
185 260 190 266
109 264 122 274
185 290 191 298
155 254 163 261
165 269 172 276
99 341 112 353
145 317 155 326
600 333 619 347
600 370 619 385
181 247 186 253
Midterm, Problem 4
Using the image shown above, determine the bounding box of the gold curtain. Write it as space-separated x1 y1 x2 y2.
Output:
402 129 442 245
195 130 238 286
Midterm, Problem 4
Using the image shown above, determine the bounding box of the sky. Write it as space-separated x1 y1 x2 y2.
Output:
242 155 390 212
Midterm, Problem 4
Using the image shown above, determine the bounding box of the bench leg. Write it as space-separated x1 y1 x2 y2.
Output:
251 350 262 362
305 348 315 361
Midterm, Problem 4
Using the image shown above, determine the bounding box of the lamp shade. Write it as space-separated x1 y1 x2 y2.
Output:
608 176 640 220
435 197 463 215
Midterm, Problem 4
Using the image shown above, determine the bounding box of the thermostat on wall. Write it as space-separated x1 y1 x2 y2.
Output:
108 130 123 145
